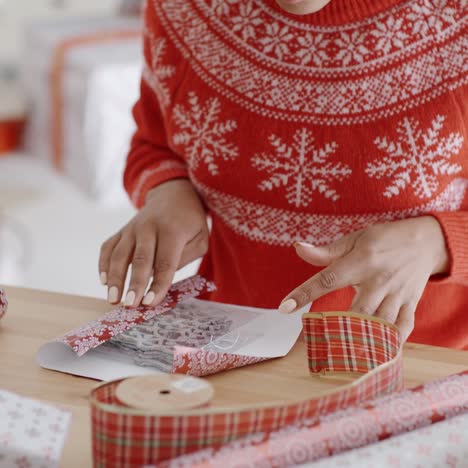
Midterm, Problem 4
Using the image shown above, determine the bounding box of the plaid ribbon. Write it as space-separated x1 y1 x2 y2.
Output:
91 312 404 467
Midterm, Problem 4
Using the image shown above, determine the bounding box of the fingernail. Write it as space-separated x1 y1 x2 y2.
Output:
279 298 298 314
100 272 107 285
294 242 314 249
124 291 136 307
142 292 155 306
108 286 119 304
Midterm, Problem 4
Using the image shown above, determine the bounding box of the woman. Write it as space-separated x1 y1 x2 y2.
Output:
99 0 468 348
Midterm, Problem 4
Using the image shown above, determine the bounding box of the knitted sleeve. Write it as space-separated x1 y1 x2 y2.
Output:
430 211 468 286
123 13 188 209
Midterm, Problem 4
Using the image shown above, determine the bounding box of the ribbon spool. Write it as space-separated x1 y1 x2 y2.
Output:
115 374 214 412
90 312 404 468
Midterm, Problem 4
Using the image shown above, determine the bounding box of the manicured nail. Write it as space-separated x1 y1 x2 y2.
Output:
279 298 298 314
100 272 107 285
108 286 119 304
294 242 314 249
142 292 155 306
124 291 136 307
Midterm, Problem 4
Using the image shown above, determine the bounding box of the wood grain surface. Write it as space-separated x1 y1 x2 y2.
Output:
1 286 467 467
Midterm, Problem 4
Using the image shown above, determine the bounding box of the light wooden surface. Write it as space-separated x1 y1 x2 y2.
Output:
1 286 467 467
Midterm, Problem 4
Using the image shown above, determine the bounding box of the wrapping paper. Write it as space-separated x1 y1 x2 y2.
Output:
57 276 215 356
163 371 468 468
89 312 406 467
22 17 141 203
171 346 267 376
102 298 304 375
0 288 7 320
38 281 307 380
0 389 71 468
303 411 468 468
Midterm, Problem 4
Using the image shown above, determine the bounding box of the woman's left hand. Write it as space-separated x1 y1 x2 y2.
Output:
279 216 450 342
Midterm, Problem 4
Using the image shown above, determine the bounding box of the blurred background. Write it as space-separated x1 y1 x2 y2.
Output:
0 0 174 299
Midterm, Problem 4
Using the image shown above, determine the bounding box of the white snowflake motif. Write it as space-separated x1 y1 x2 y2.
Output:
259 22 294 60
408 0 457 35
173 92 239 175
407 2 433 35
425 0 458 33
334 30 370 65
372 16 408 54
73 336 103 356
366 115 464 199
252 128 351 207
231 1 262 41
144 32 175 109
210 0 238 16
295 33 330 66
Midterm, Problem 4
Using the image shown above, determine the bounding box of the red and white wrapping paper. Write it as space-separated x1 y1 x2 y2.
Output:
58 275 215 356
171 346 267 376
38 276 308 380
163 371 468 468
0 288 7 320
304 411 468 468
0 390 71 468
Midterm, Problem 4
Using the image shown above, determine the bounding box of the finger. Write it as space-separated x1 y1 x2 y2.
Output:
294 231 361 267
98 233 121 285
178 232 209 269
374 294 401 324
124 231 157 307
142 234 185 307
107 235 135 304
395 303 416 343
279 254 363 313
350 286 386 316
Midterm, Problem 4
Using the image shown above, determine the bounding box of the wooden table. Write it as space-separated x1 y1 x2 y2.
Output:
1 287 467 467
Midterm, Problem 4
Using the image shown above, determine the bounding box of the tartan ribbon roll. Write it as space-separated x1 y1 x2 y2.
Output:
0 288 7 320
90 312 404 467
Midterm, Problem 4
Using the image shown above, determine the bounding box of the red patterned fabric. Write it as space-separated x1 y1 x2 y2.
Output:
90 312 405 467
0 288 7 321
123 0 468 350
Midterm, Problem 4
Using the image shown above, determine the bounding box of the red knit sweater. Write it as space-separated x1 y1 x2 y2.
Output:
124 0 468 349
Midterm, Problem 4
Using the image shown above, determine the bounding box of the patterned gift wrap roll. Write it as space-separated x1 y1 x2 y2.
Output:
0 287 7 320
164 370 468 468
90 312 404 467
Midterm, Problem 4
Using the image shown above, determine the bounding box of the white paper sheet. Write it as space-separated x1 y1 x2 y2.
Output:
37 299 308 381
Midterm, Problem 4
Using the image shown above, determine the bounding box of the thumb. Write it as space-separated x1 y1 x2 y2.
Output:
294 232 359 266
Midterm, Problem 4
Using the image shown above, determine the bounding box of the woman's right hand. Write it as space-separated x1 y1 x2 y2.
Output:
99 179 209 308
